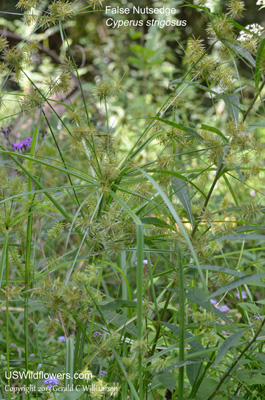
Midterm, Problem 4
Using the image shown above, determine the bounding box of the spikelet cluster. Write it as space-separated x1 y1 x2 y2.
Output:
206 15 235 41
241 204 262 221
48 1 75 26
47 221 65 238
19 90 42 114
16 0 39 9
227 0 246 18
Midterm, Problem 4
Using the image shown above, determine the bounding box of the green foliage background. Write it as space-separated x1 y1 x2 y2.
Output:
0 0 265 399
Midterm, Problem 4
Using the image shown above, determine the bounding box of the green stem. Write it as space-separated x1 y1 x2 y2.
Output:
24 100 43 399
243 79 265 122
192 162 224 237
24 206 32 399
4 231 11 400
149 288 172 357
42 110 83 215
177 246 185 400
105 98 110 156
136 224 144 399
60 23 90 126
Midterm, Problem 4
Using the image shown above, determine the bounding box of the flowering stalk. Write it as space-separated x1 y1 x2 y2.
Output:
24 198 32 399
105 97 110 156
4 231 11 400
136 224 144 398
243 79 265 122
24 98 43 398
177 246 185 400
191 162 225 237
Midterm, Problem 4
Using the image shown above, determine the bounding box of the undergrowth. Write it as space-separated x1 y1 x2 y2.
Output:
0 0 265 399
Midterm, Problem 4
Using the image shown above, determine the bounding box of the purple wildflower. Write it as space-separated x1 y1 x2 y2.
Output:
135 259 153 266
253 315 263 320
93 331 102 338
217 305 231 312
57 336 66 342
236 291 247 300
12 137 32 152
98 370 108 376
210 299 217 305
21 137 33 149
30 353 34 357
10 343 17 348
12 143 23 151
44 377 59 389
1 126 12 136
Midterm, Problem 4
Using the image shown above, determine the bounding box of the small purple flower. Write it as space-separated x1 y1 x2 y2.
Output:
98 370 108 376
93 331 102 338
1 126 11 136
250 190 256 197
57 336 66 342
210 299 217 305
12 137 32 152
12 143 23 151
217 305 231 312
236 291 247 300
135 259 153 266
10 343 17 348
253 315 263 320
44 377 59 389
21 137 33 149
30 353 34 357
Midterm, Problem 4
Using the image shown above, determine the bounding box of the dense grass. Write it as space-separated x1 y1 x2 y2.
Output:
0 1 265 399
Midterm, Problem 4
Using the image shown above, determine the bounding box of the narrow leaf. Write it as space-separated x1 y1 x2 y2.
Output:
200 124 228 142
141 217 172 229
210 273 265 298
156 117 204 141
231 44 256 68
172 177 194 226
156 372 175 392
222 94 239 123
188 264 245 277
214 327 250 366
138 168 207 292
186 347 203 386
255 38 265 90
217 234 265 241
162 322 207 354
185 292 238 328
110 191 142 225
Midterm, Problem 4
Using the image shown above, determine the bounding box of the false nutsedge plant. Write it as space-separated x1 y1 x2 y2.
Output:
227 0 246 18
0 0 265 400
